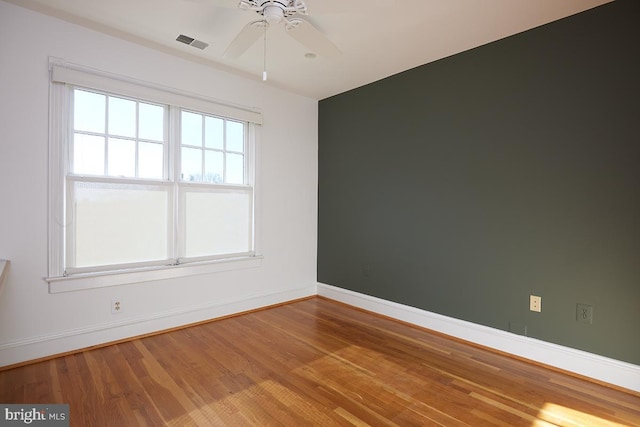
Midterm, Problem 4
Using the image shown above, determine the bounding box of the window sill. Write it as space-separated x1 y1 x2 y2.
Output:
45 256 263 293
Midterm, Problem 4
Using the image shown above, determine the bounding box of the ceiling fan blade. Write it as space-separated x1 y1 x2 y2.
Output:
285 19 341 58
224 20 266 58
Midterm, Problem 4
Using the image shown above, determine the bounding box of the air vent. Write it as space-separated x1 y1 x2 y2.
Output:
176 34 209 50
190 39 209 50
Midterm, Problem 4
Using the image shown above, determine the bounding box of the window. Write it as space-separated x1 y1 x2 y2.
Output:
47 60 262 290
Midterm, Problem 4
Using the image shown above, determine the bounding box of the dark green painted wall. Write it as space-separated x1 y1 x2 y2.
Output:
318 0 640 365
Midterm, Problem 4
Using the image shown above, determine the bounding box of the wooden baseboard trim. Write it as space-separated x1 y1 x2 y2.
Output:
317 283 640 395
0 295 315 372
0 285 317 369
4 280 638 398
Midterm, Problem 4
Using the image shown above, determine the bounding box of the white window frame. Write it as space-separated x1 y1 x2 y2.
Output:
46 59 263 293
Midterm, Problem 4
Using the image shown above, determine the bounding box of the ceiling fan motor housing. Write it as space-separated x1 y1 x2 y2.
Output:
252 0 307 25
263 4 286 25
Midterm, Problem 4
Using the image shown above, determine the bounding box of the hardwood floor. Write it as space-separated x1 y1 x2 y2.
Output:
1 297 639 426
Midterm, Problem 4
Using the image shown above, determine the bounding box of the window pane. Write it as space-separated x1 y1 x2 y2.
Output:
70 182 169 268
226 121 244 153
73 134 105 175
205 116 224 149
107 138 136 177
181 111 202 147
184 190 251 258
139 142 164 179
139 103 164 141
226 153 244 184
205 151 223 183
74 90 105 133
108 96 136 137
181 147 202 181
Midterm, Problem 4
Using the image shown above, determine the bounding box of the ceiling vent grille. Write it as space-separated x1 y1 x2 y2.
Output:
176 34 209 50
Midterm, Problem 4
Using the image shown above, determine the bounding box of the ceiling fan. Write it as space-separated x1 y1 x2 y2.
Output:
222 0 341 63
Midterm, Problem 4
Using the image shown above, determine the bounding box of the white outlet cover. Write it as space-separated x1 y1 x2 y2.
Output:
111 299 122 314
530 295 541 312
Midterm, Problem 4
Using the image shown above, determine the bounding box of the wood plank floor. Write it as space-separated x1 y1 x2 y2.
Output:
1 297 639 426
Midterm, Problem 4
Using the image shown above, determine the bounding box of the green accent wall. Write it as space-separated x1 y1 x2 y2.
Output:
318 0 640 365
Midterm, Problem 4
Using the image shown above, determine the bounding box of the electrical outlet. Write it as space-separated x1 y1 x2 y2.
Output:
576 303 593 324
530 295 541 312
111 299 122 314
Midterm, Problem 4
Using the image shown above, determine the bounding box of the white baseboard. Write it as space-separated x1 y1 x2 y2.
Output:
317 283 640 393
4 282 639 394
0 285 316 368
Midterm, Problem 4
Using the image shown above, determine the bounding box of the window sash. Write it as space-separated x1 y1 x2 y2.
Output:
71 88 169 180
179 109 248 185
64 177 176 275
177 184 254 263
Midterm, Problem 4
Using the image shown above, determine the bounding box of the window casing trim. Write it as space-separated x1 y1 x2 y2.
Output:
47 59 263 290
50 59 263 124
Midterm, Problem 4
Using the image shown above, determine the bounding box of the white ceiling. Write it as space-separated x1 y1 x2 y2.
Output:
9 0 612 100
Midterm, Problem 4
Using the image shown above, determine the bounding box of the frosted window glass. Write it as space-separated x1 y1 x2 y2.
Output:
70 182 169 268
73 134 105 175
184 190 251 257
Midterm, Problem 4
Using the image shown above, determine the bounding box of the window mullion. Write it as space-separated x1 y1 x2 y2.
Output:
65 179 76 271
247 123 256 252
244 124 249 185
170 105 181 263
104 96 109 175
223 120 227 182
135 101 140 178
201 114 206 182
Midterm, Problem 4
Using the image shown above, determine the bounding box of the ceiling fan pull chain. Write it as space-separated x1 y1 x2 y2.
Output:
263 21 268 81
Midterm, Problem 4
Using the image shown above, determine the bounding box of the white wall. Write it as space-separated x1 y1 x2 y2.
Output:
0 1 318 366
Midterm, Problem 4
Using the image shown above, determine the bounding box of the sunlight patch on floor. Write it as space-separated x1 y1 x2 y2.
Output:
166 379 343 426
533 402 629 427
